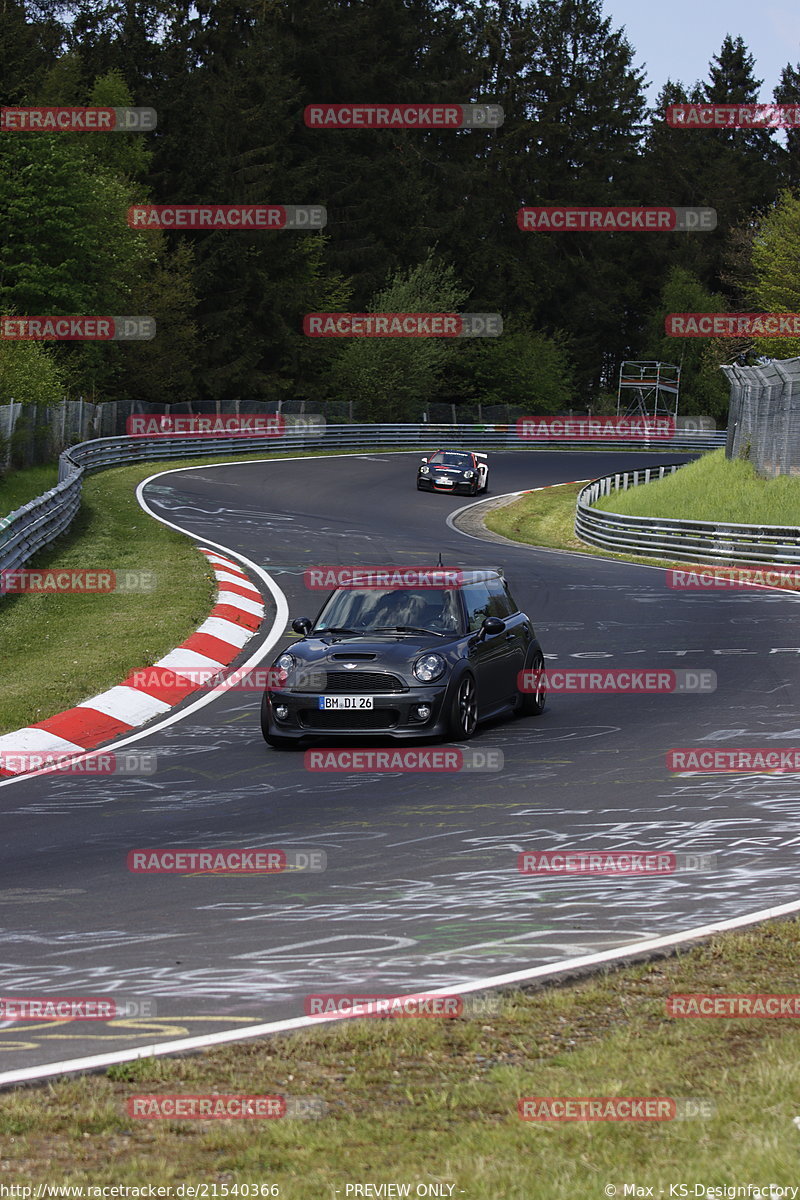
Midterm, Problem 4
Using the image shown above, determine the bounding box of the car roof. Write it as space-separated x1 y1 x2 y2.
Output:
456 569 503 584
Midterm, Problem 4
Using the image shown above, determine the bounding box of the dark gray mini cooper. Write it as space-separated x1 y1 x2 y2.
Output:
260 568 546 747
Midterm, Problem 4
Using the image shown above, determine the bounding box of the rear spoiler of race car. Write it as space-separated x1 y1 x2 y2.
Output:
473 452 488 461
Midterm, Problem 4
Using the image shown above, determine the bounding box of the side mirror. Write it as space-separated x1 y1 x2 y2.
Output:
420 457 428 464
291 617 313 635
482 616 506 637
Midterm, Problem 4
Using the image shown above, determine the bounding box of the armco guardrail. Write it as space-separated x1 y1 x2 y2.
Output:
575 463 800 566
1 422 724 575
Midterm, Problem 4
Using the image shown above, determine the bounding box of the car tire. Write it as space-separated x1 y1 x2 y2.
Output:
470 480 478 496
447 672 478 740
517 651 546 716
261 693 295 747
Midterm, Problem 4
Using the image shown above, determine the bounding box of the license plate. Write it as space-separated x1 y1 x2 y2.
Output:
437 477 453 485
318 695 374 710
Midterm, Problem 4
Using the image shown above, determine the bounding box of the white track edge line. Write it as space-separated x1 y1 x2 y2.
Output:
2 894 800 1087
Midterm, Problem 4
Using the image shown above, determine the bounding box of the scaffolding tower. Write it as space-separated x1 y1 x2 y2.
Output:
617 361 680 422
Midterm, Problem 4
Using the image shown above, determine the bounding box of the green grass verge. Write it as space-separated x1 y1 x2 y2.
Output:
0 464 60 519
0 447 416 736
484 481 594 553
593 448 800 526
1 918 799 1193
483 481 693 572
0 460 218 735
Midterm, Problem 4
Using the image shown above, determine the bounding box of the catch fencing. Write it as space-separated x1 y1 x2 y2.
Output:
722 357 800 478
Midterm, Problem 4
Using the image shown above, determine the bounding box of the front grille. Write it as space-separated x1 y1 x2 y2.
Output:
299 708 400 730
323 671 406 694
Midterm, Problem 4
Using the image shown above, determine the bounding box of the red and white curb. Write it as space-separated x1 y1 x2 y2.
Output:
0 549 265 777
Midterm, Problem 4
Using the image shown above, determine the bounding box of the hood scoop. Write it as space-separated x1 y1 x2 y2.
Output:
329 652 377 660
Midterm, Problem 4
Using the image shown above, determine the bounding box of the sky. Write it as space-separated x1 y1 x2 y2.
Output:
602 0 800 105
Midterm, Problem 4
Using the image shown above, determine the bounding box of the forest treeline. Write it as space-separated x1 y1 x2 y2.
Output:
2 0 800 423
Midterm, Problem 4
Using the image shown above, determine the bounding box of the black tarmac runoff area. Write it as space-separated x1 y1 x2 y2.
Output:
1 449 799 1082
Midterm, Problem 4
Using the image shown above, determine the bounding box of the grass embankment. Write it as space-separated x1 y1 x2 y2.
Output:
593 449 800 525
1 918 799 1192
0 460 218 734
485 450 800 573
483 481 689 573
485 481 592 552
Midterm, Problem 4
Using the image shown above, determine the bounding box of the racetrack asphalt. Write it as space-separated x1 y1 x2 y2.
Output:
1 448 799 1084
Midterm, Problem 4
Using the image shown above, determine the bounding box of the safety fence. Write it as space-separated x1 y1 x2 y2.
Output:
721 357 800 479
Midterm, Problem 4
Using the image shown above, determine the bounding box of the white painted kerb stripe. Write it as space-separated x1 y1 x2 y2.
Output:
155 648 227 677
195 616 252 648
77 686 172 725
0 728 84 755
215 590 264 617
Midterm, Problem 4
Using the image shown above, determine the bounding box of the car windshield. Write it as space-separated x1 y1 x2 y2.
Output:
314 588 463 635
428 452 471 468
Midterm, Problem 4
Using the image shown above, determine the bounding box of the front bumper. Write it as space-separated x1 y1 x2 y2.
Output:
264 685 450 741
417 476 474 493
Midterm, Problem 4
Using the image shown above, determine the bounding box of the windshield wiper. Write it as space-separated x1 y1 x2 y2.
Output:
316 626 361 635
372 625 448 637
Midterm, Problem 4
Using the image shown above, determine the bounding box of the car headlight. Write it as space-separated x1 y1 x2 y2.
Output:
420 466 430 475
463 470 475 479
413 652 446 683
276 652 297 673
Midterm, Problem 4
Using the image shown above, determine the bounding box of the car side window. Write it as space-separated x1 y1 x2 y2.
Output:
486 577 515 618
462 582 492 632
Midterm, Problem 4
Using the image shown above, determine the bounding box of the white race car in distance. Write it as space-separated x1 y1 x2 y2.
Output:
416 449 489 495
